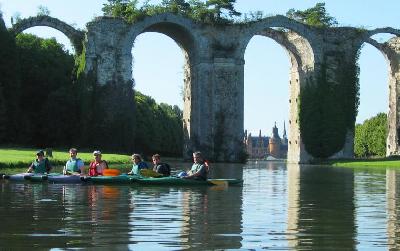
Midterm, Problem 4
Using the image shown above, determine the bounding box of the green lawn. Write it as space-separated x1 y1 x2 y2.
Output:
0 147 132 169
329 159 400 168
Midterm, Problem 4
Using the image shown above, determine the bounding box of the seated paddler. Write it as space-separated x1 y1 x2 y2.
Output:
63 148 85 175
27 150 52 174
183 151 208 180
128 153 148 175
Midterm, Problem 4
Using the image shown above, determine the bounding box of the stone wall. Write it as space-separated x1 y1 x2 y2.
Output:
12 14 400 163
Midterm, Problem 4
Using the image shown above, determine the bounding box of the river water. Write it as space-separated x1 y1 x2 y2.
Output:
0 161 399 250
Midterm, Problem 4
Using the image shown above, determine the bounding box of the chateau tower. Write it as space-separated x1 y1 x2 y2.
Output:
269 122 282 158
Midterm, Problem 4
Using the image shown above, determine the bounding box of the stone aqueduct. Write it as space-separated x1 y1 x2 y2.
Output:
11 14 400 163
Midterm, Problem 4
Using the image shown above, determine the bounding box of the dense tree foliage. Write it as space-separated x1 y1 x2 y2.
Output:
292 3 358 159
102 0 241 24
135 92 183 156
0 27 183 156
0 17 20 143
16 34 76 147
286 3 338 27
354 113 387 158
299 64 347 158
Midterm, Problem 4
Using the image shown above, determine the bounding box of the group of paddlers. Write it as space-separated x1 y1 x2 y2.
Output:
27 149 208 180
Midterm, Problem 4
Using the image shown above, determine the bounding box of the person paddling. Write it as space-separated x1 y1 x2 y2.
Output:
63 148 85 175
183 151 208 180
152 154 171 176
88 150 108 176
27 150 52 174
128 154 148 175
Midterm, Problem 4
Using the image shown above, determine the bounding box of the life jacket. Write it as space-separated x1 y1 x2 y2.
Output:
65 158 82 173
89 161 108 176
33 158 50 174
155 163 171 176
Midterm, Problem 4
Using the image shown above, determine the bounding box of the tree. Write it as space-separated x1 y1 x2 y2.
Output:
161 0 191 14
0 16 20 143
134 91 183 156
354 113 387 158
16 34 75 146
206 0 240 20
102 0 143 23
37 5 50 16
286 3 338 27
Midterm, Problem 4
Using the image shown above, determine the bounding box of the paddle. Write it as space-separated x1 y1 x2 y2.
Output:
140 169 162 178
208 179 228 186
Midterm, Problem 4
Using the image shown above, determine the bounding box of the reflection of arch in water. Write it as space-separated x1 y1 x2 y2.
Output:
296 167 356 249
181 185 243 249
386 169 400 249
11 16 84 53
287 163 300 248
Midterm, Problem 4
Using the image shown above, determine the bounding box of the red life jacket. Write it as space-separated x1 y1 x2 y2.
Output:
89 161 101 176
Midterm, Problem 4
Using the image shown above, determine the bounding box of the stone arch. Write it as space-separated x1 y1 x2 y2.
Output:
237 16 316 163
358 32 400 157
11 15 84 53
118 13 206 159
120 13 202 60
118 14 203 85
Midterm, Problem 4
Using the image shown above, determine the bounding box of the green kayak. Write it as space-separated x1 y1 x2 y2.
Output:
132 176 243 186
83 174 136 184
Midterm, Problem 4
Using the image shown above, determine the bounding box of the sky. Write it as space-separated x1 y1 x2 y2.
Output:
1 0 398 137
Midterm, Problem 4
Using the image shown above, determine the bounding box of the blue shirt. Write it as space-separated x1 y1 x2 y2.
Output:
131 161 149 175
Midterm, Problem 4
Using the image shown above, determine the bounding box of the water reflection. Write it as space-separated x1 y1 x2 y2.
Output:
386 169 400 250
2 162 400 249
294 165 356 250
127 179 243 249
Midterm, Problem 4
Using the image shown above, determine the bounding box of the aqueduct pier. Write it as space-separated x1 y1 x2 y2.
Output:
11 14 400 163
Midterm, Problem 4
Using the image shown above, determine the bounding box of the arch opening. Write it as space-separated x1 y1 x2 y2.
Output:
242 27 315 162
127 20 198 157
16 26 74 54
12 16 83 54
355 33 400 158
243 35 290 160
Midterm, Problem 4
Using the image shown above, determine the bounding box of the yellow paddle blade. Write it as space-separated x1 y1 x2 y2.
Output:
140 169 162 178
208 180 228 186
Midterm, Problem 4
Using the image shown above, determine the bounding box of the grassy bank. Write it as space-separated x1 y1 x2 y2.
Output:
326 158 400 168
0 147 132 169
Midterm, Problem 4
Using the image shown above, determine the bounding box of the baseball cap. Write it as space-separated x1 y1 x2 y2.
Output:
93 150 101 156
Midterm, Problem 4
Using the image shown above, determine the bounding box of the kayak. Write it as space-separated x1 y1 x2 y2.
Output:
2 173 65 182
82 174 136 184
3 173 34 181
23 173 63 182
2 173 243 186
47 175 82 184
132 176 243 186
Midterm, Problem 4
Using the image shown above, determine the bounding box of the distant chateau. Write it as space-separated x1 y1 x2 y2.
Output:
244 122 288 159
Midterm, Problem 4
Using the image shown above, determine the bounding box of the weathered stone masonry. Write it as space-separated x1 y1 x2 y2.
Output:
11 14 400 163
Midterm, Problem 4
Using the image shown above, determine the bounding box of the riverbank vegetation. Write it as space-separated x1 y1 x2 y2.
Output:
0 148 131 169
327 113 390 168
326 158 400 168
0 18 183 157
354 113 387 158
